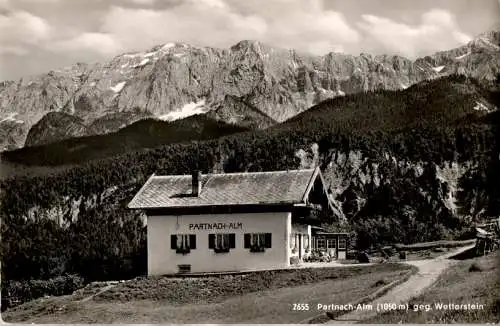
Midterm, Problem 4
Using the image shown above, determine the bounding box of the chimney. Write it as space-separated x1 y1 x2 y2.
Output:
192 170 202 196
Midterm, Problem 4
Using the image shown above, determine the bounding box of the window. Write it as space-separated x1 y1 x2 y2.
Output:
327 239 336 249
171 234 196 254
208 234 235 253
252 233 263 246
338 237 347 250
244 233 271 252
317 238 326 249
177 264 191 273
290 233 300 250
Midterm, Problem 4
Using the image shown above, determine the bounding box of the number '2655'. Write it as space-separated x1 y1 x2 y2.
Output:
292 303 310 311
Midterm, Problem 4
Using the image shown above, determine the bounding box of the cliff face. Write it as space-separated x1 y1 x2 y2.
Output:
1 31 499 149
296 144 484 243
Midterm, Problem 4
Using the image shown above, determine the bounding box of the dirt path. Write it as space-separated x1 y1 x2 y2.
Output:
327 244 475 324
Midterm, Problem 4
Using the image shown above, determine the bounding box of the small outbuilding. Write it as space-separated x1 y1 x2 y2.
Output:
310 226 349 260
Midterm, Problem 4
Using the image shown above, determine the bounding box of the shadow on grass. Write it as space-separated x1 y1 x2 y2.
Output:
448 247 478 260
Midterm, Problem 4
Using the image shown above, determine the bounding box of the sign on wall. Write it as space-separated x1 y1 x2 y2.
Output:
189 222 243 231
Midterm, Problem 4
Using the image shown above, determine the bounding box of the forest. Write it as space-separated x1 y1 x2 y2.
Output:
1 74 499 307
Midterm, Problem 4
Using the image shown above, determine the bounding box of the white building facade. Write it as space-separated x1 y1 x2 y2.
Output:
129 168 338 275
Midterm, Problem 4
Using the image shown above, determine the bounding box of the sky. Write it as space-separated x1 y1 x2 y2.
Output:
0 0 499 81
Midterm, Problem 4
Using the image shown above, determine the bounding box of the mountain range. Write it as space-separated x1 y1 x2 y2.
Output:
0 30 499 151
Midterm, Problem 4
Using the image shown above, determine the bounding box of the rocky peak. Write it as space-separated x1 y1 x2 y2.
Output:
230 40 265 52
469 30 500 50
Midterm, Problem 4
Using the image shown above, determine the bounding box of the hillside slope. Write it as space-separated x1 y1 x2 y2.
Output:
2 115 249 166
282 76 496 134
23 112 89 147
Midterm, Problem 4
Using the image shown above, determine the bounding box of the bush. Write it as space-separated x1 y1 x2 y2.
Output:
373 278 389 287
358 251 370 263
1 274 85 311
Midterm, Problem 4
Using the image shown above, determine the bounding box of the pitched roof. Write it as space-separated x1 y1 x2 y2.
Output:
128 168 323 209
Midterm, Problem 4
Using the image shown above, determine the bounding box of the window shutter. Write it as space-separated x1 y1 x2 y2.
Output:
229 234 236 248
171 235 177 249
264 233 272 248
244 234 250 248
208 234 215 249
189 234 196 249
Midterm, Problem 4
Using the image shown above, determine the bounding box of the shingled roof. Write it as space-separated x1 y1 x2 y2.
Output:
128 167 329 210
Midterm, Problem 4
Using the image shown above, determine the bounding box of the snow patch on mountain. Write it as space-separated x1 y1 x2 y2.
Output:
455 52 470 60
162 43 176 50
157 99 210 121
432 65 445 73
119 43 182 63
110 81 126 93
143 51 157 58
123 53 142 59
0 113 24 124
134 59 150 68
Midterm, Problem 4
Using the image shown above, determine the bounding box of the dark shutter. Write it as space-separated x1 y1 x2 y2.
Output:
171 235 177 249
208 234 215 249
229 234 236 248
189 234 196 249
264 233 272 248
244 234 250 248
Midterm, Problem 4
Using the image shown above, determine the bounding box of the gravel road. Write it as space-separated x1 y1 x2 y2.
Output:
327 244 476 324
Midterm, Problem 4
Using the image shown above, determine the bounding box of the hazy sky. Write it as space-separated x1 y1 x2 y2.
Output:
0 0 499 81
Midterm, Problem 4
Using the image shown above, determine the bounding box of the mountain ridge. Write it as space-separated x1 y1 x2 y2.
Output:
0 30 499 150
